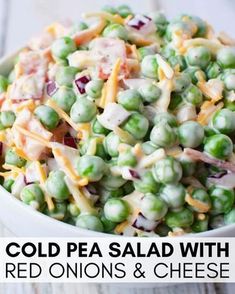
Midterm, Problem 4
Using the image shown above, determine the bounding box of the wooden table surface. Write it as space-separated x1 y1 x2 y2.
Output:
0 0 235 293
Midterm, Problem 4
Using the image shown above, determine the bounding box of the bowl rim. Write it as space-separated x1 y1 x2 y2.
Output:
1 49 235 238
1 185 235 237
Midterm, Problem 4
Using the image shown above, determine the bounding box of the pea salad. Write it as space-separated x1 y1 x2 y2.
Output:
1 5 235 236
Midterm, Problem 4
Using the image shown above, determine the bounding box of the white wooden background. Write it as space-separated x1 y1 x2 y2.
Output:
0 0 235 293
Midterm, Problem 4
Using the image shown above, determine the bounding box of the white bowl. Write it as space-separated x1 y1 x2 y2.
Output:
0 51 235 238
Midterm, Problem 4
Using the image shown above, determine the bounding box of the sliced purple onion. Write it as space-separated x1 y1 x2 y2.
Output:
127 14 152 30
46 80 58 97
208 172 235 189
86 184 97 195
129 169 140 179
209 171 227 179
132 213 159 232
63 133 78 149
75 75 91 94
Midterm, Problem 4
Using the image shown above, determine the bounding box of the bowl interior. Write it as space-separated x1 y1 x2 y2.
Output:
0 50 235 237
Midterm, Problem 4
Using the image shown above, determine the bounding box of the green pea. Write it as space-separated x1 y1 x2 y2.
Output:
142 141 158 155
44 202 67 221
0 75 8 93
204 125 218 137
5 149 26 168
92 119 110 135
192 216 208 233
104 198 129 222
165 207 194 228
118 149 137 167
211 108 235 134
99 187 124 204
178 121 204 148
0 120 5 130
150 11 168 25
46 170 70 200
8 70 15 84
55 66 78 87
101 215 117 233
103 24 128 41
139 84 161 103
85 80 104 99
173 73 191 92
100 173 126 190
34 105 60 131
51 36 76 60
134 171 160 194
103 132 121 157
117 89 143 111
95 143 108 160
102 5 117 14
138 46 158 60
153 112 178 127
190 188 211 212
141 193 168 221
150 122 177 148
223 73 235 91
52 86 76 112
141 55 158 79
209 186 234 215
190 15 207 37
0 111 15 128
217 47 235 69
152 156 182 184
3 178 14 192
155 223 171 237
123 181 134 194
186 46 211 69
160 183 186 209
224 208 235 225
122 113 149 140
224 90 235 111
77 155 105 182
68 203 80 217
70 98 97 123
182 84 203 106
178 154 196 176
166 20 194 41
183 66 206 84
161 45 175 59
206 62 222 79
20 184 45 210
76 214 104 232
209 215 225 229
204 134 233 160
117 5 132 18
168 55 187 71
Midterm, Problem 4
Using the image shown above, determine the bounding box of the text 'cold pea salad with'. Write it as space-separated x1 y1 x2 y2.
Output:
1 5 235 237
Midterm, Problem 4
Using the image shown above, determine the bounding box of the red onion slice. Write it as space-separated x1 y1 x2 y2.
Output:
208 172 235 189
209 171 227 179
132 213 159 232
75 75 91 94
63 133 78 149
184 148 235 173
129 169 141 179
46 80 58 97
127 14 152 30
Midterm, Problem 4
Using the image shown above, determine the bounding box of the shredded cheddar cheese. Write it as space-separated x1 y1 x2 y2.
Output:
35 161 55 211
185 193 210 213
46 99 80 133
197 100 224 125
